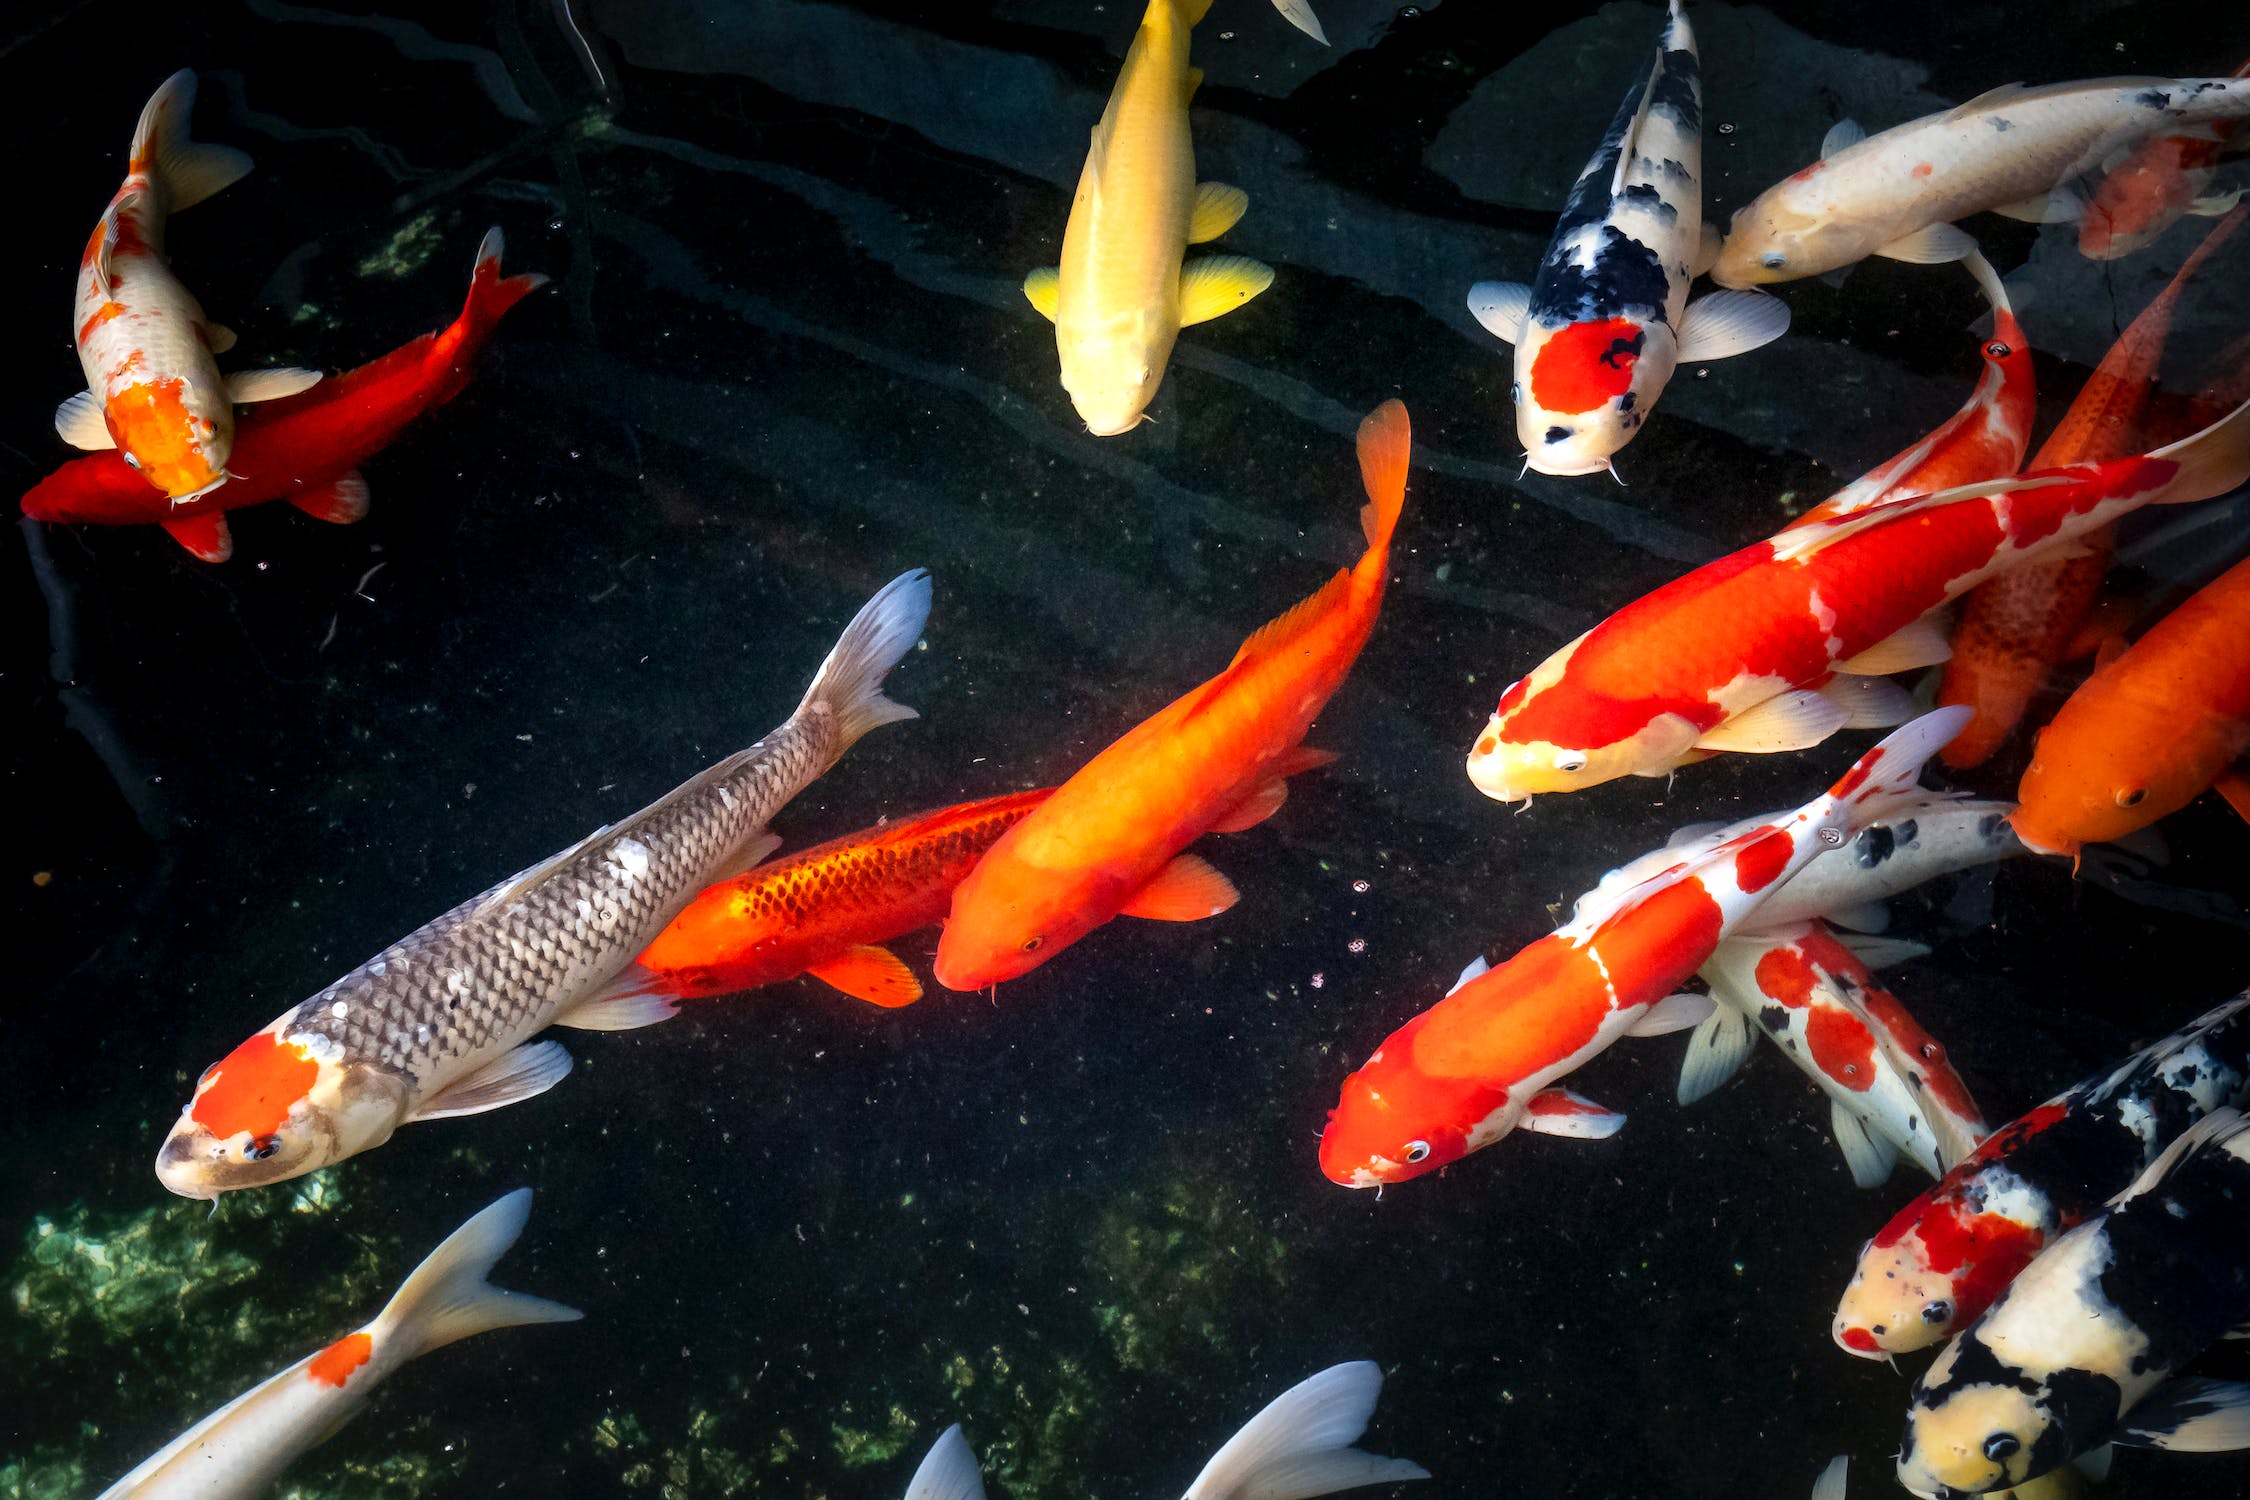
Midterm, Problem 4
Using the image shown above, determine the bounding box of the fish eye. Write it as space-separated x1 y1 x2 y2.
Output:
1020 935 1044 953
1760 252 1788 270
1555 753 1588 774
245 1135 281 1161
1402 1140 1431 1163
122 452 141 469
1509 383 1523 403
1819 827 1847 847
1982 1434 2020 1462
1984 340 2012 358
1921 1299 1952 1325
2115 787 2147 808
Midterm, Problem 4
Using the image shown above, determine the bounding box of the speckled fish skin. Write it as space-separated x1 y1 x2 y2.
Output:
1834 992 2250 1360
154 571 932 1198
1714 76 2250 286
1897 1110 2250 1497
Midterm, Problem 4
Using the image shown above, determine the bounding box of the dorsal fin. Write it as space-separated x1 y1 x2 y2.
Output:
1224 569 1350 671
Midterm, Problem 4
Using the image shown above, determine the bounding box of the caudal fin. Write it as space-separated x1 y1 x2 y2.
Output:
902 1425 987 1500
1356 401 1410 560
2146 393 2250 507
129 70 253 211
1828 707 1972 824
371 1189 581 1362
461 228 551 333
794 570 934 746
1184 1363 1429 1500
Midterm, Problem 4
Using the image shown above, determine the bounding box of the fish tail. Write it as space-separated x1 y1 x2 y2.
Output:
1829 707 1973 824
902 1425 988 1500
2145 392 2250 506
129 70 253 211
794 569 934 746
461 228 551 333
1355 400 1410 562
370 1189 581 1362
1183 1363 1428 1500
1959 249 2013 321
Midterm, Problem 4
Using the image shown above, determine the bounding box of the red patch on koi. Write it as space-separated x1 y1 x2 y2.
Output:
1754 945 1818 1007
1529 318 1645 416
307 1332 372 1387
191 1031 317 1139
1732 831 1793 893
77 302 126 344
1829 748 1881 800
1839 1326 1880 1353
1807 1005 1878 1090
1911 162 1934 179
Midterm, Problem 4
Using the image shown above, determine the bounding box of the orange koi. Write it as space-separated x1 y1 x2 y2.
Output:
932 402 1409 990
633 788 1053 1008
2011 553 2250 858
2077 56 2250 260
1940 206 2248 768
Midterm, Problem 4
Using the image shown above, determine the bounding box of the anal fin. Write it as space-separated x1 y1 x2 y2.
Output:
806 944 923 1007
161 511 234 562
287 470 370 524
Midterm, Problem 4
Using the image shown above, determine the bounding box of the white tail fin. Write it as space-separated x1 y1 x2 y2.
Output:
1185 1363 1429 1500
1828 707 1972 824
371 1189 581 1361
903 1425 987 1500
1809 1455 1848 1500
795 570 933 746
2145 394 2250 508
129 70 253 211
1960 249 2011 320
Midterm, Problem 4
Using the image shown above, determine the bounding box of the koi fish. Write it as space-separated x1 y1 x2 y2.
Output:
1022 0 1272 436
58 71 321 501
901 1363 1425 1500
1712 75 2250 287
1466 0 1788 478
1682 921 1988 1187
1462 395 2250 802
1833 991 2250 1359
25 228 545 563
1319 707 1971 1189
94 1189 576 1499
154 572 930 1197
2077 58 2250 260
1727 796 2025 935
2009 553 2250 858
1897 1108 2250 1497
1268 0 1326 46
632 787 1054 1008
1939 207 2250 767
932 402 1407 990
1785 252 2033 530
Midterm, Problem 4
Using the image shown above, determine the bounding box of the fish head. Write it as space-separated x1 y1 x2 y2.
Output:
108 377 233 501
1462 639 1705 801
1510 316 1676 477
155 1023 407 1197
1710 200 1826 288
1834 1230 1960 1357
1319 1039 1500 1188
1057 313 1172 437
930 848 1094 991
1897 1373 2056 1498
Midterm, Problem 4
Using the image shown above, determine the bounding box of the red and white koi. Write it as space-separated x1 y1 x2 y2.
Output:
93 1190 576 1499
1319 708 1970 1189
1468 0 1787 478
58 71 320 501
1462 397 2250 802
1713 75 2250 287
2077 57 2250 260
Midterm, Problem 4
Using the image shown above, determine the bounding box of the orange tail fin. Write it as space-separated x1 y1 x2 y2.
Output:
1356 400 1410 559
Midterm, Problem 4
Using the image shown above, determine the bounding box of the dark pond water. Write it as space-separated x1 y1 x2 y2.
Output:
5 1 2249 1497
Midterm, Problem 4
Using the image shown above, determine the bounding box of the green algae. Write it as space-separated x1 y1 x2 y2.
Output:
355 213 447 281
1085 1172 1290 1380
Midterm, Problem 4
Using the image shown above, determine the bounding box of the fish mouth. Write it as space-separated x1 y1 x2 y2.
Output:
153 1135 222 1200
1522 454 1619 479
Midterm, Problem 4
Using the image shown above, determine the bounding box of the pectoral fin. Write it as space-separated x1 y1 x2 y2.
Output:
1188 182 1249 243
1676 290 1792 362
1466 281 1531 345
1818 674 1915 730
1178 256 1274 326
1873 222 1977 265
552 969 682 1031
1692 689 1847 753
1677 1004 1754 1105
1520 1088 1625 1139
1830 1099 1897 1188
1836 616 1952 675
203 321 238 354
1993 187 2083 225
407 1040 573 1122
287 470 370 524
55 391 116 450
1023 267 1059 322
807 945 923 1008
2113 1378 2250 1453
1118 853 1239 921
225 366 323 404
1819 118 1866 157
1628 991 1715 1037
160 511 234 562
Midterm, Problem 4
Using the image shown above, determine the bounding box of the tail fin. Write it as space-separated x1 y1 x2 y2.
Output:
462 228 551 332
130 70 253 211
1355 401 1410 559
1828 706 1972 822
1270 1 1328 44
2146 393 2250 506
1184 1363 1429 1500
1809 1456 1848 1500
1960 249 2012 322
795 569 933 745
903 1425 987 1500
371 1189 581 1361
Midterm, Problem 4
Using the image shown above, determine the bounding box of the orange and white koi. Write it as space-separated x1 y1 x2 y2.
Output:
1467 0 1788 478
2010 553 2250 858
932 403 1406 990
93 1190 576 1499
2077 57 2250 260
1713 75 2250 287
1462 396 2250 802
154 574 929 1197
1785 252 2033 530
1940 207 2249 768
1319 708 1970 1189
57 71 320 501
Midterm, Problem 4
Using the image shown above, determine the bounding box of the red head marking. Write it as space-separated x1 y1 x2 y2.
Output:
1529 319 1645 415
191 1031 318 1139
1839 1326 1880 1353
307 1331 372 1387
